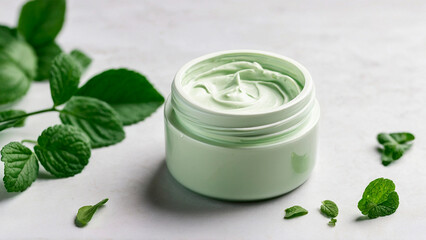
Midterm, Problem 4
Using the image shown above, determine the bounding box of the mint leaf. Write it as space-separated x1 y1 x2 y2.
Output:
284 206 308 219
377 132 414 166
320 200 338 227
0 110 26 132
0 28 37 79
320 200 338 218
60 96 125 148
17 0 66 47
34 124 91 178
49 53 82 106
1 142 39 192
35 42 62 81
0 27 37 78
358 178 399 219
70 49 91 73
0 62 31 106
0 28 36 105
75 198 108 227
77 69 164 125
0 25 21 39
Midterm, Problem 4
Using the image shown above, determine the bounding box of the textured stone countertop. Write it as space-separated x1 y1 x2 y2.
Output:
1 0 426 239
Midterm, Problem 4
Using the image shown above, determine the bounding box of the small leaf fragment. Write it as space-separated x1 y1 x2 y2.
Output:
320 200 339 226
49 53 81 106
328 218 337 227
34 124 91 178
320 200 339 218
284 205 308 219
1 142 39 192
75 198 108 227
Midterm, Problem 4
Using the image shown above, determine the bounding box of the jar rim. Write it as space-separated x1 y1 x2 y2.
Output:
173 49 313 117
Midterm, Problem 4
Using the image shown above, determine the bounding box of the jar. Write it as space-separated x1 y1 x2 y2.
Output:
164 50 320 201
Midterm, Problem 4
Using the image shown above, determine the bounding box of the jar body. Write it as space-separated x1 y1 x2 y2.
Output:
165 50 320 201
164 98 319 201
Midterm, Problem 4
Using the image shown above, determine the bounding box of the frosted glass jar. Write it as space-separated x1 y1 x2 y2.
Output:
164 50 320 201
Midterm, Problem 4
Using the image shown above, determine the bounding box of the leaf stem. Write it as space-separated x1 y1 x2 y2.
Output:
21 139 38 144
0 107 59 123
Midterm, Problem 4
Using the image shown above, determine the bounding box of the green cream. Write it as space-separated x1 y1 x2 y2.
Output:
182 60 303 113
166 50 320 201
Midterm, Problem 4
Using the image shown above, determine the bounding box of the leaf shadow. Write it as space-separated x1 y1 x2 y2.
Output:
0 183 19 202
354 215 371 222
37 169 56 180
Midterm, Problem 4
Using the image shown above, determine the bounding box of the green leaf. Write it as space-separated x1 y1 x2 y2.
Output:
49 53 82 106
75 198 108 227
60 96 125 148
0 27 36 78
377 132 414 166
70 49 91 73
0 62 31 106
358 178 399 219
284 205 308 219
34 42 62 81
1 142 39 192
0 110 26 132
77 69 164 126
34 124 91 178
17 0 66 47
0 25 21 39
320 200 339 218
0 28 36 105
328 218 337 227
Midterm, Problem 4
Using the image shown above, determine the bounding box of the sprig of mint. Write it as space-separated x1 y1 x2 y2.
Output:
284 206 308 219
358 178 399 219
0 0 91 107
0 52 163 192
75 198 109 227
320 200 339 226
377 132 415 166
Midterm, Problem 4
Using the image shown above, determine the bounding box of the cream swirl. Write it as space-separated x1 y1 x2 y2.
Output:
182 61 303 113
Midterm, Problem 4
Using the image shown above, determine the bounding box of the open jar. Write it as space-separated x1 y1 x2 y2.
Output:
164 50 320 201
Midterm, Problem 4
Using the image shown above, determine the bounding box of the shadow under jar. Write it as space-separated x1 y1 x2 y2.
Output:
164 50 320 201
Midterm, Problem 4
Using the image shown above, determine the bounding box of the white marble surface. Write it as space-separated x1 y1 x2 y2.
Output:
1 0 426 239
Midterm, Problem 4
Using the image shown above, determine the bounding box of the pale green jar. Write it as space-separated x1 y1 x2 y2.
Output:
164 50 320 201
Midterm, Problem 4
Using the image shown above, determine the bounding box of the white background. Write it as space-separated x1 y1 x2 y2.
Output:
1 0 426 239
